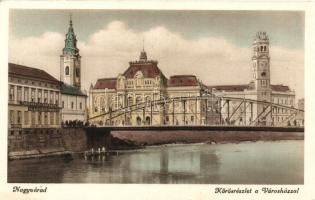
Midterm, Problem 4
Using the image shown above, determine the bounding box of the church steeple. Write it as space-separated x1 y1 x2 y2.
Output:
63 15 79 56
60 15 81 88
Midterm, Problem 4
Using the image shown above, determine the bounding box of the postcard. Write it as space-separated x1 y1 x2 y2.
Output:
0 0 314 200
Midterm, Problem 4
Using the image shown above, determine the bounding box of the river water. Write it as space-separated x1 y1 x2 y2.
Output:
8 140 303 184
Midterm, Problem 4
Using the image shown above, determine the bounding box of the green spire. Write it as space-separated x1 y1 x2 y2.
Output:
63 15 79 56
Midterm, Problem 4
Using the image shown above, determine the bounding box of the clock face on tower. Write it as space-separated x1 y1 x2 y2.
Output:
259 61 268 69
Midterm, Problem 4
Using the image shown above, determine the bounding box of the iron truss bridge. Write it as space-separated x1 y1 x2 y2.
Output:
88 95 304 127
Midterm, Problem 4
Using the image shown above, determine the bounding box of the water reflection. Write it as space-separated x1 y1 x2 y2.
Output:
8 141 303 184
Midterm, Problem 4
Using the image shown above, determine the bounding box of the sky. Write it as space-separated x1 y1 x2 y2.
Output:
9 10 304 99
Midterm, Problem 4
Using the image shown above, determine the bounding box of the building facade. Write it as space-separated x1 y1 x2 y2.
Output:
89 31 300 126
89 49 208 126
209 32 296 126
8 63 61 134
60 17 87 123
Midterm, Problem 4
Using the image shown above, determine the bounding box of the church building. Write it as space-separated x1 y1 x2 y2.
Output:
60 17 87 123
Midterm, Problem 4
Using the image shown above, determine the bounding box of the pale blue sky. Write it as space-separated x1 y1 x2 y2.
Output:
8 9 305 99
10 10 304 49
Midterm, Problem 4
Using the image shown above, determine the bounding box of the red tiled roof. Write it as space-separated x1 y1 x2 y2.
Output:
208 84 249 92
208 84 291 92
123 62 165 79
168 75 199 87
270 84 291 92
93 78 117 90
9 63 59 83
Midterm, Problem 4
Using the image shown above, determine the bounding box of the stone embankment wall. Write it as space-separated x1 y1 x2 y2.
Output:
8 128 87 159
8 128 304 159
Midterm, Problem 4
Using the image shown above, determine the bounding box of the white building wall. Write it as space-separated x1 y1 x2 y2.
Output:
61 94 86 122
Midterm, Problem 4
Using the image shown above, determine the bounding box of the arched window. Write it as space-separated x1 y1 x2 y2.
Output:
145 96 151 107
264 46 267 51
76 68 80 77
127 96 133 107
260 46 263 51
136 96 142 107
65 66 69 75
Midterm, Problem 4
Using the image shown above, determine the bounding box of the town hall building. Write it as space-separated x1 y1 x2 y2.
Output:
88 31 299 126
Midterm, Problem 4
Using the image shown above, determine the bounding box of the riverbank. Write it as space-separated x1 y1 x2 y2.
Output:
8 147 72 160
8 129 304 160
111 130 304 149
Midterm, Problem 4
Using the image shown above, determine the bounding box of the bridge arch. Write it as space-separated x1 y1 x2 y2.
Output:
88 94 304 127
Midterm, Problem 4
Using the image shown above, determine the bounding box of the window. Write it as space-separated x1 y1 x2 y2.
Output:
128 96 133 106
9 86 14 101
24 111 29 125
261 80 267 87
50 113 54 124
55 93 59 105
50 92 54 104
264 46 266 51
65 66 69 75
80 102 82 110
62 101 65 108
71 102 74 109
38 90 42 103
76 68 80 77
145 96 151 107
38 112 42 125
44 91 48 103
31 112 35 125
17 111 21 124
44 112 48 125
31 89 35 102
55 112 59 125
9 110 14 124
136 96 142 106
17 87 22 101
24 88 29 102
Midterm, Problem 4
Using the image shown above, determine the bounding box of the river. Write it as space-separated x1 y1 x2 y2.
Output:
8 140 303 184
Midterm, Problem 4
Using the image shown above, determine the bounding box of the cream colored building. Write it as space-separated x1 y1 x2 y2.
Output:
8 63 61 135
89 50 207 126
89 32 301 126
209 32 297 126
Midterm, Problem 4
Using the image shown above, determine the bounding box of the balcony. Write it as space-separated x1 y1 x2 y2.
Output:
19 101 61 111
10 124 22 129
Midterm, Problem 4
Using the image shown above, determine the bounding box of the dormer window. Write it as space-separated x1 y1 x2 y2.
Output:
134 70 143 79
